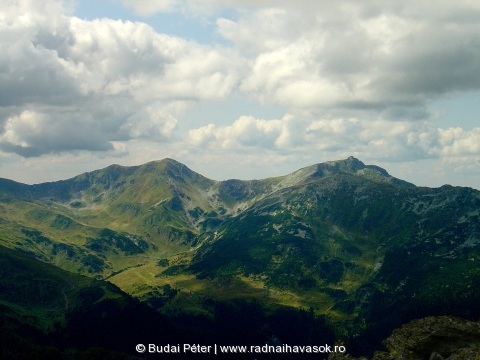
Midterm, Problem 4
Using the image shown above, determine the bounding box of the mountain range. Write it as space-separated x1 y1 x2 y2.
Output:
1 156 479 358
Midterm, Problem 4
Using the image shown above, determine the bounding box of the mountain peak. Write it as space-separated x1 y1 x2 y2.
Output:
325 156 367 172
307 156 414 187
273 156 413 190
324 156 390 177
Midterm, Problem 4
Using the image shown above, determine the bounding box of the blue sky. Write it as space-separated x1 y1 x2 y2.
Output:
0 0 479 189
431 92 480 131
73 0 224 44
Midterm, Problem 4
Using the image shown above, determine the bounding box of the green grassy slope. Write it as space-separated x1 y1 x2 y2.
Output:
1 156 479 357
0 245 182 358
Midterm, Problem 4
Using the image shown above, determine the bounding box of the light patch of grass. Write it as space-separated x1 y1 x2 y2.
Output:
108 262 160 292
296 290 335 311
110 259 348 317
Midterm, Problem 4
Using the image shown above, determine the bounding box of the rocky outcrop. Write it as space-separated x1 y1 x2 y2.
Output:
330 316 480 360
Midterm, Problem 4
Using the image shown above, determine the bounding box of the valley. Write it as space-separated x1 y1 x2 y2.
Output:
1 156 479 358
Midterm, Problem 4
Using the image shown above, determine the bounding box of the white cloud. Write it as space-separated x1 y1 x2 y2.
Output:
438 128 480 156
121 105 177 140
187 114 302 150
0 0 479 189
0 0 243 157
63 17 241 101
215 1 480 118
188 114 480 167
0 108 114 156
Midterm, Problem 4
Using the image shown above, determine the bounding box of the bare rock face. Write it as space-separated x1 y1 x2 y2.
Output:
330 316 480 360
378 316 480 360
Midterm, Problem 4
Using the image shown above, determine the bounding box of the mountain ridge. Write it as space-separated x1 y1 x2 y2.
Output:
0 156 414 194
1 156 479 357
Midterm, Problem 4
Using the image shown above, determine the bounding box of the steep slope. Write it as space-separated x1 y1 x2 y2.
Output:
188 159 479 350
1 156 479 357
190 156 421 289
0 158 283 237
0 245 180 358
0 159 224 276
0 159 215 233
0 158 292 277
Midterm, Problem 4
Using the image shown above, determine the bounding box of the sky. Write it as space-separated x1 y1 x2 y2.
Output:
0 0 479 189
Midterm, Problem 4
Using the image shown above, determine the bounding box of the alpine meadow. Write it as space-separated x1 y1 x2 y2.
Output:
1 157 480 358
2 0 480 359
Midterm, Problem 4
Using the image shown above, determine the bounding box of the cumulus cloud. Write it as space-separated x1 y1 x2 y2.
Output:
231 2 480 117
0 109 113 157
0 0 243 157
120 105 177 140
188 114 480 165
1 0 479 189
116 0 480 118
438 128 480 156
188 114 302 150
